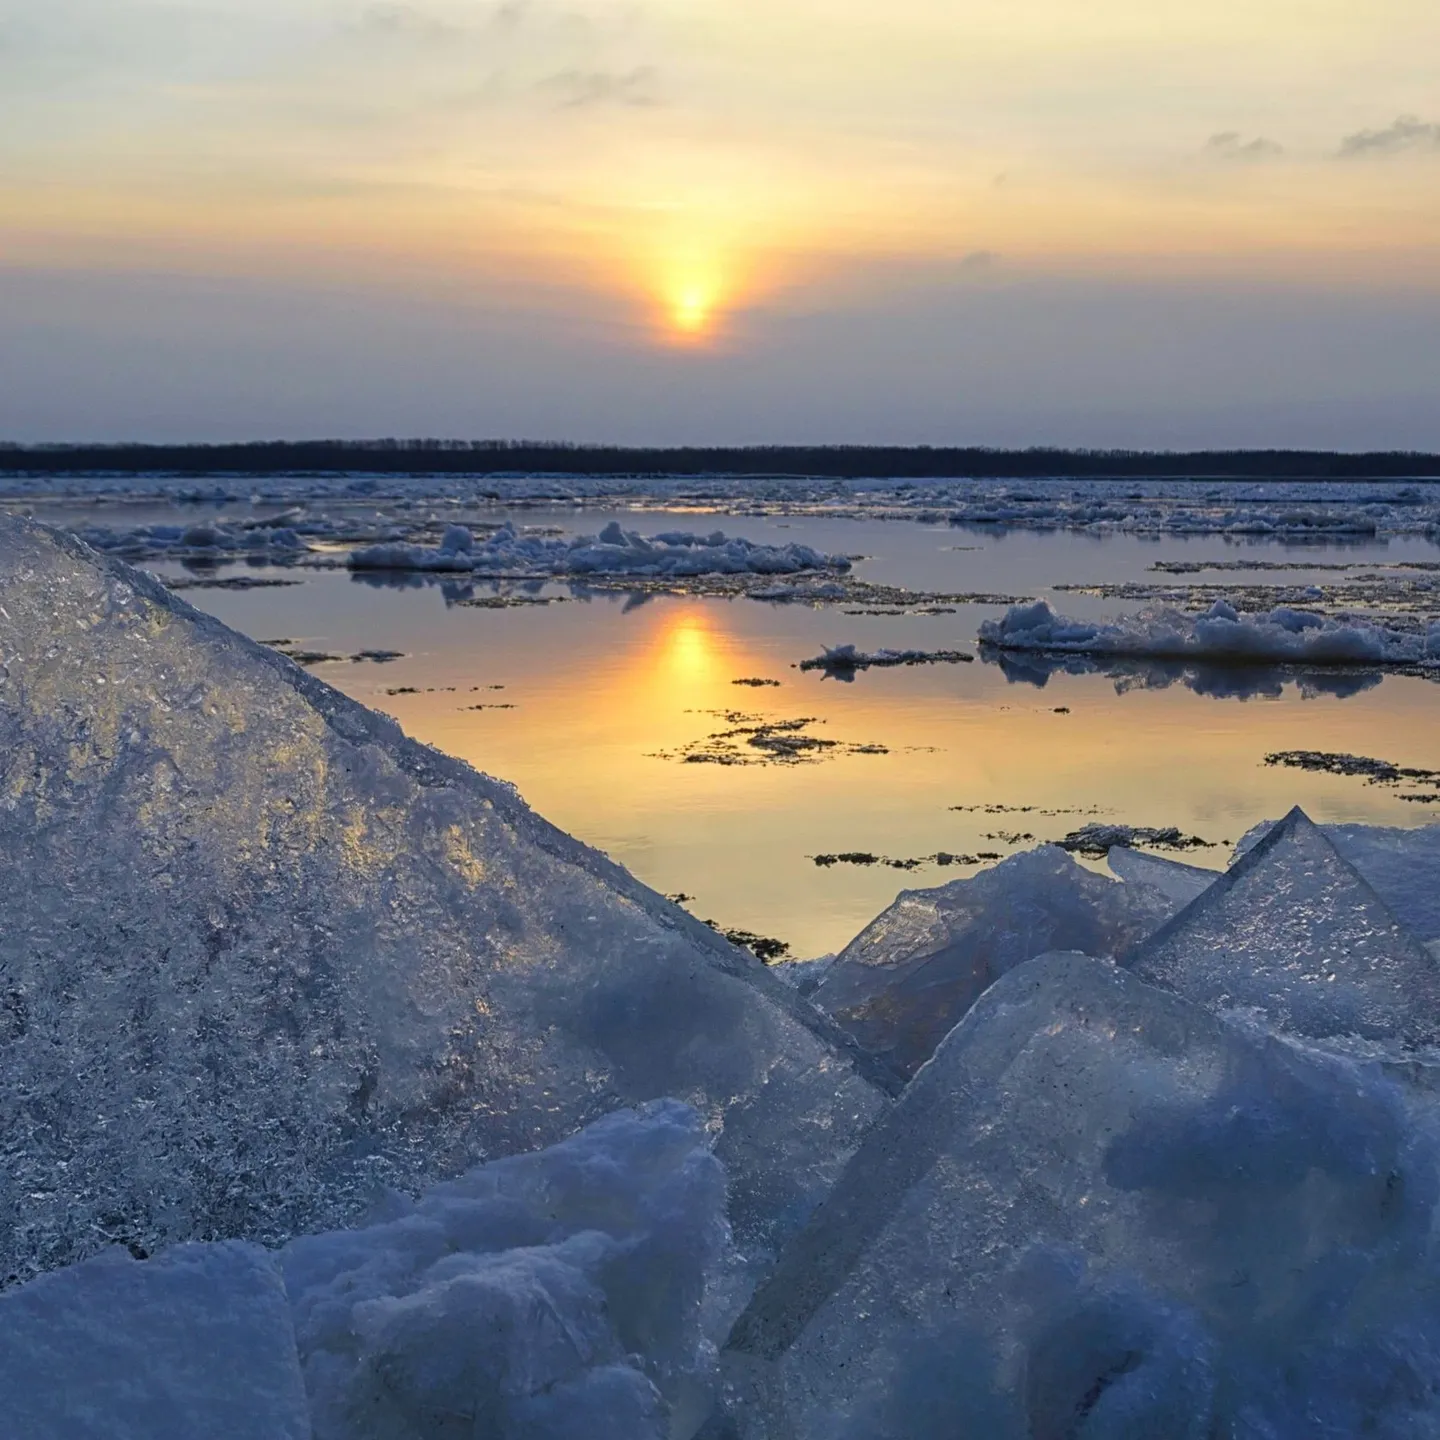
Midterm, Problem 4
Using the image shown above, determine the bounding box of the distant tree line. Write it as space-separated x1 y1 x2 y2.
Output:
0 440 1438 480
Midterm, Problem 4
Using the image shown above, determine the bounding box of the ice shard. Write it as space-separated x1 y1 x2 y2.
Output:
1303 822 1440 946
811 846 1178 1077
0 518 890 1285
1130 807 1440 1048
0 1242 311 1440
717 953 1440 1439
1106 845 1217 908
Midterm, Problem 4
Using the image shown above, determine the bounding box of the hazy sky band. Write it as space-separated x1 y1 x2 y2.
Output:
2 0 1438 441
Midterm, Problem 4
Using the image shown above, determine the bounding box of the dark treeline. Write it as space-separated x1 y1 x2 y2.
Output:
2 440 1439 479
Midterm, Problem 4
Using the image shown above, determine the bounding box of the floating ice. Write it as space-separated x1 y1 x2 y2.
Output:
0 1241 310 1440
811 847 1178 1077
0 518 888 1284
719 953 1440 1439
283 1101 734 1440
980 598 1440 669
348 520 849 579
1131 808 1440 1048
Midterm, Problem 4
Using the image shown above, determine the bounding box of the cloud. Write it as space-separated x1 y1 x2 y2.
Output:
1338 115 1440 158
959 250 999 271
1205 132 1284 163
539 67 659 109
355 4 463 41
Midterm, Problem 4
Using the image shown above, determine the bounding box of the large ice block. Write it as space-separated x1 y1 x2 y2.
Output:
0 518 889 1284
0 1241 310 1439
718 953 1440 1439
283 1101 733 1440
811 847 1178 1076
1237 821 1440 946
1131 808 1440 1048
1106 845 1217 908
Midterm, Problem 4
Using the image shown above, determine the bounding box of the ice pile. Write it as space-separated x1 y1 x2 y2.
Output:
797 644 974 675
77 513 316 562
719 953 1440 1439
0 1102 737 1440
348 520 849 579
0 517 888 1285
811 847 1181 1077
980 598 1440 669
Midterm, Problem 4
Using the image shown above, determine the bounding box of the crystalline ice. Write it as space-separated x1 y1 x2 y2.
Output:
283 1101 734 1440
1106 845 1218 908
1237 821 1440 946
0 1241 310 1440
1130 808 1440 1048
718 953 1440 1440
811 847 1179 1076
0 518 889 1284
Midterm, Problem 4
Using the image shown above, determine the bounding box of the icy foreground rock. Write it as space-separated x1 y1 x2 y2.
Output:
717 954 1440 1439
0 1242 310 1439
1131 808 1440 1048
0 518 888 1284
811 847 1179 1077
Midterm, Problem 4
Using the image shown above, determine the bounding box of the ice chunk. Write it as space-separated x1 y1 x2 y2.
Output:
1131 808 1440 1048
0 1241 309 1439
719 954 1440 1439
0 518 888 1284
1237 820 1440 945
979 598 1440 669
1107 845 1218 908
811 847 1178 1077
284 1101 733 1440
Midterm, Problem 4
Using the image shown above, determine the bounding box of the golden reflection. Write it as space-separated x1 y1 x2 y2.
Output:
657 611 724 691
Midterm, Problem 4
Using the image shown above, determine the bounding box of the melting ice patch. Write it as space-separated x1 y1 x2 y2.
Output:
980 598 1440 669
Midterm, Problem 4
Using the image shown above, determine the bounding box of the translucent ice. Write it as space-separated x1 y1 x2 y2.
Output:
719 953 1440 1440
283 1101 734 1440
0 1241 310 1440
811 846 1178 1076
1106 845 1218 908
1131 808 1440 1048
1237 819 1440 945
0 518 888 1284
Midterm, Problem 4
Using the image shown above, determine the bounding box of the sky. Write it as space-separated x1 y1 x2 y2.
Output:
2 0 1439 446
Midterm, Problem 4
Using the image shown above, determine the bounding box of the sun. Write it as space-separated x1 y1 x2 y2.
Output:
672 286 714 337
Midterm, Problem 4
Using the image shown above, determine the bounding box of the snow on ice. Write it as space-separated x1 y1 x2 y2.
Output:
980 598 1440 670
348 520 850 579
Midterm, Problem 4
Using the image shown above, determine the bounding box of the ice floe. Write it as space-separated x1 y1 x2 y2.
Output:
980 598 1440 669
349 520 849 579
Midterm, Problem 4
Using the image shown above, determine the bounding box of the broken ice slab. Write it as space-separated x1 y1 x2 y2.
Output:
284 1102 729 1440
0 1242 310 1440
1238 820 1440 946
718 953 1440 1440
0 517 889 1285
1130 807 1440 1048
1107 844 1218 908
811 846 1179 1077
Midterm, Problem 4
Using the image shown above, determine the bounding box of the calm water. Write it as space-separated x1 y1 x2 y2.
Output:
26 501 1440 958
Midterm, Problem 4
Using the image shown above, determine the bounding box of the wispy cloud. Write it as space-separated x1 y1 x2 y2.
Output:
1205 132 1284 162
539 67 659 110
1338 115 1440 158
959 249 999 271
